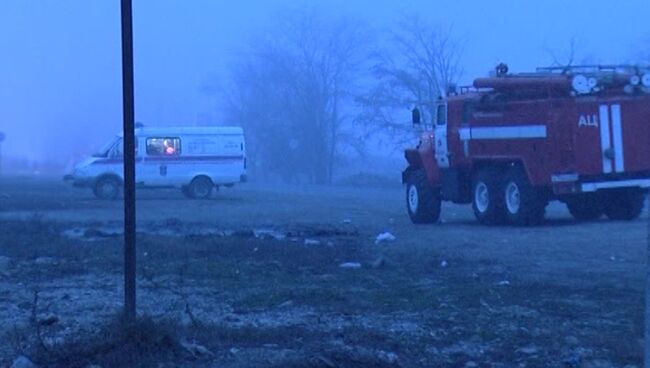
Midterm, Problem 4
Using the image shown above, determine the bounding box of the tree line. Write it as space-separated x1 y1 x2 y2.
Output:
220 11 462 184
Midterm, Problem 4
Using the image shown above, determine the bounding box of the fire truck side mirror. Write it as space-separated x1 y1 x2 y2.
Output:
412 108 421 126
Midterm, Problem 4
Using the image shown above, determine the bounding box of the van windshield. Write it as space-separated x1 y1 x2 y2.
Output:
93 136 120 158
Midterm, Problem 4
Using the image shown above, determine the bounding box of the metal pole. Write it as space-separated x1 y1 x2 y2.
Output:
645 198 650 367
120 0 136 322
0 132 5 177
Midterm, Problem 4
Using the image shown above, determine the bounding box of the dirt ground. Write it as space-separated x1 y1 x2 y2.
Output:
0 177 646 367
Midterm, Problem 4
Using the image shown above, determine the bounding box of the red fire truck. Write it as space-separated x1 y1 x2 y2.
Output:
403 64 650 225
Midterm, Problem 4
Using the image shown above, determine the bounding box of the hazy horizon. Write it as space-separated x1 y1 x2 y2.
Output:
1 0 648 167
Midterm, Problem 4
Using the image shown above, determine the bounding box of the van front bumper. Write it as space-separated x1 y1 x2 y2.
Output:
63 175 94 188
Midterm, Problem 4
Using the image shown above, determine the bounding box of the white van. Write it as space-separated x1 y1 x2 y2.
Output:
65 126 247 199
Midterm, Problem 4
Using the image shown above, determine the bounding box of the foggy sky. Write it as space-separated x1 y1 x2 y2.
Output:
1 0 648 166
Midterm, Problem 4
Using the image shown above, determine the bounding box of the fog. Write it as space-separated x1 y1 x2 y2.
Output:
3 1 650 366
1 0 648 176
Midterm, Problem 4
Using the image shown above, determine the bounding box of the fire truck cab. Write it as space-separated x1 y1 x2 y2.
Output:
403 64 650 225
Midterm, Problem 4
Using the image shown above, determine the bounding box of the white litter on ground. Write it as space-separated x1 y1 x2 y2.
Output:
253 229 286 241
440 260 448 268
497 280 510 286
181 340 215 357
304 239 321 246
339 262 362 269
375 232 396 244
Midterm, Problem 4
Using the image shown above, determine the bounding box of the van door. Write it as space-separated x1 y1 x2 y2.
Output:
435 102 450 168
141 136 182 186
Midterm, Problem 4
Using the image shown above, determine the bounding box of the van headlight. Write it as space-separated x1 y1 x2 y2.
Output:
74 167 88 177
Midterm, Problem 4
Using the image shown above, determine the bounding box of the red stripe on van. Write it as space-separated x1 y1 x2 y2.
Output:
93 155 244 165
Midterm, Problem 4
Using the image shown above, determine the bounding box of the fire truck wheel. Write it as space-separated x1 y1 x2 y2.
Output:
565 194 603 221
93 176 121 200
603 188 646 221
405 170 441 224
188 176 214 199
502 167 546 225
472 168 506 225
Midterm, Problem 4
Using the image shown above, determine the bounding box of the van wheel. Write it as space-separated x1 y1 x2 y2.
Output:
603 188 646 220
503 167 546 225
187 176 213 199
405 170 441 224
93 177 121 200
565 194 603 221
472 168 506 225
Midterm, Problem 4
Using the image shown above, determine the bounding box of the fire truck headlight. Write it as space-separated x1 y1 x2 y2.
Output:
629 75 641 86
642 73 650 88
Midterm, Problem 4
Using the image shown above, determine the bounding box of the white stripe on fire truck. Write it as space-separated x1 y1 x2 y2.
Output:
598 105 613 174
610 104 624 173
458 125 547 140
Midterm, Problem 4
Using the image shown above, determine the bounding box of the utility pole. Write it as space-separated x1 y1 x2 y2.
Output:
120 0 137 322
646 201 650 367
0 132 5 177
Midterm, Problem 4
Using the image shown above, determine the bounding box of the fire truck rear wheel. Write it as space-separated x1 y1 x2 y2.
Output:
187 176 214 199
405 170 441 224
93 176 121 200
602 188 646 221
565 194 603 221
502 167 546 226
472 168 506 225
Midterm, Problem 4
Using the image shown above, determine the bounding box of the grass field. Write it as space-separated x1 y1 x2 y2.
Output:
0 177 646 367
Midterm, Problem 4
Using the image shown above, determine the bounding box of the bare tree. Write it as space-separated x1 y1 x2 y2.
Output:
356 16 463 146
223 10 369 184
544 36 578 69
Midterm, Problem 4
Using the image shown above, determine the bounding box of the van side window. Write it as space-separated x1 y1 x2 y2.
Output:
111 138 139 157
146 137 181 156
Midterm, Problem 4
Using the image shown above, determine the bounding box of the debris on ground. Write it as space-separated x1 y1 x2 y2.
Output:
311 354 336 367
518 345 538 355
339 262 362 269
564 335 580 346
10 355 37 368
440 260 448 268
180 340 214 358
377 350 399 364
371 256 387 269
253 229 286 241
33 257 57 265
304 239 321 246
497 280 510 286
277 300 294 308
375 232 396 244
38 314 59 326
